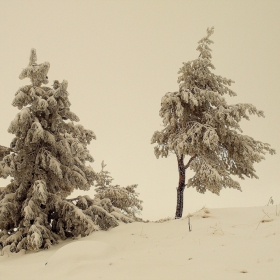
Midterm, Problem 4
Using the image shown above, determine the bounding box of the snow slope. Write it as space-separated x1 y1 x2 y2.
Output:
0 206 279 280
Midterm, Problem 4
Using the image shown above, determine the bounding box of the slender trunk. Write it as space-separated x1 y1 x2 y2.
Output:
175 155 186 219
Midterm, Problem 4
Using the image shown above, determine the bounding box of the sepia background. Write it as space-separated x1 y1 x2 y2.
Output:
0 0 279 221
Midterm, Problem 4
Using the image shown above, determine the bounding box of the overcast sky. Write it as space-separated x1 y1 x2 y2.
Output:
0 0 279 220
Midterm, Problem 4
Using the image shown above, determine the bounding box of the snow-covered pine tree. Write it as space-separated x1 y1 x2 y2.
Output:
0 49 142 253
94 161 143 221
151 27 276 219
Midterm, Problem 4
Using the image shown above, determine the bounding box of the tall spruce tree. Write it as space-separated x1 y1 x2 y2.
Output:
151 27 276 219
0 49 142 253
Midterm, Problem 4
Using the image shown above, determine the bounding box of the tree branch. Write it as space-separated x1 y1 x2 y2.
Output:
184 154 197 170
0 145 16 161
66 197 80 202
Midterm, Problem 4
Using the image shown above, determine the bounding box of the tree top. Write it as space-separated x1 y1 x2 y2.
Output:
19 48 50 87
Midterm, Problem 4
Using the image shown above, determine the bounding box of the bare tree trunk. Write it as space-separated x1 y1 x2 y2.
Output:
175 155 186 219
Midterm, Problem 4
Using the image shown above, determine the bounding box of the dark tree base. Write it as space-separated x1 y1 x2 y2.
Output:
175 155 186 219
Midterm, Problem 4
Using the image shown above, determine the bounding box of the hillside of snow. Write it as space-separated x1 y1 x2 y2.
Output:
0 205 279 280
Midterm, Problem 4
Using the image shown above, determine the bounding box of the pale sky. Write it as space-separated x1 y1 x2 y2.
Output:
0 0 279 221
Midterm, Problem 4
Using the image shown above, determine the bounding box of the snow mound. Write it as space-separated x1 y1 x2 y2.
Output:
47 240 117 264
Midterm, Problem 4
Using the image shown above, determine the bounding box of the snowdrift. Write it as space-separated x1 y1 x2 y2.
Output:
0 205 279 280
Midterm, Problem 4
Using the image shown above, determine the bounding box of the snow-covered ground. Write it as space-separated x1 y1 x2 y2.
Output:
0 206 279 280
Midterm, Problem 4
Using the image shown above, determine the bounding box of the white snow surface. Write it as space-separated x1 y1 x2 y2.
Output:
0 206 279 280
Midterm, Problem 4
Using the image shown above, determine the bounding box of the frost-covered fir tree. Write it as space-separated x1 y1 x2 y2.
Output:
94 161 143 221
0 49 142 253
151 27 276 219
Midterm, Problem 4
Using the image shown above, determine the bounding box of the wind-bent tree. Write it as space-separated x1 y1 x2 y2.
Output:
151 27 276 219
0 49 142 253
